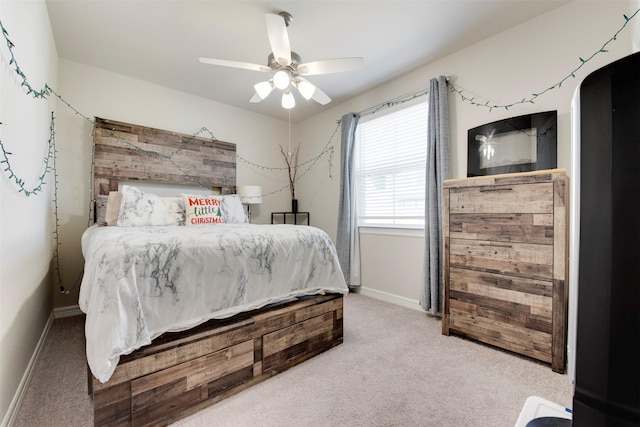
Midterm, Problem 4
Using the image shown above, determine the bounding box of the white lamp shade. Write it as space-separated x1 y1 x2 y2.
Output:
296 79 316 100
254 81 274 100
273 69 290 90
237 186 262 204
281 91 296 109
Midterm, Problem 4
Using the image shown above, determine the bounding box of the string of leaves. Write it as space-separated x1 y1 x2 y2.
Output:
0 117 56 196
447 9 639 111
49 81 337 192
3 9 637 196
47 113 68 293
358 87 430 117
0 8 637 293
46 87 338 206
1 21 51 99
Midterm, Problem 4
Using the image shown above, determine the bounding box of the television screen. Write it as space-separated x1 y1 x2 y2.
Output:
467 111 557 177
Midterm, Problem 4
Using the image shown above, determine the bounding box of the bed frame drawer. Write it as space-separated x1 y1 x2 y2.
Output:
90 294 344 427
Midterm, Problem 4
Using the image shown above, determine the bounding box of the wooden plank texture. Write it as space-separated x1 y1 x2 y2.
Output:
442 170 568 373
442 186 451 335
93 321 254 391
449 239 554 280
92 117 236 196
448 183 553 214
449 308 552 363
449 213 553 245
91 294 344 426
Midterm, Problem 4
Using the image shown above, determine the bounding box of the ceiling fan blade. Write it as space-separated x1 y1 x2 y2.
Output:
310 85 331 105
297 57 364 75
265 13 291 66
249 92 263 103
199 57 270 73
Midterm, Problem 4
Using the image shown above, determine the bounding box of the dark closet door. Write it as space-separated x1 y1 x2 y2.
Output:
573 51 640 427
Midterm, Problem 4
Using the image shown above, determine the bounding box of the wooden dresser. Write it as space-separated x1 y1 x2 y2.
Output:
441 169 568 373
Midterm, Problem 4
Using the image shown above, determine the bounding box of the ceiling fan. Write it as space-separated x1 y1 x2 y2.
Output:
199 11 364 109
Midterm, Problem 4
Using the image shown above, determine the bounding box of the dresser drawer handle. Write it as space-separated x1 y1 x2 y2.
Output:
479 187 513 192
479 243 513 248
479 214 514 220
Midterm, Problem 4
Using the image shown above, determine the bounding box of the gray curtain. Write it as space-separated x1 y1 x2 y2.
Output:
421 76 450 315
336 112 360 289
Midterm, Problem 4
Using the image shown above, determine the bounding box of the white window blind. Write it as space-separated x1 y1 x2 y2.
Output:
356 101 428 227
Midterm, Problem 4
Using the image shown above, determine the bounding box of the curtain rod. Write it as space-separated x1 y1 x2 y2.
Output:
337 76 449 123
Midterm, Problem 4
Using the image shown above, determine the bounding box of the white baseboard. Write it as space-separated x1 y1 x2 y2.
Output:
359 286 423 312
1 312 54 427
53 305 83 318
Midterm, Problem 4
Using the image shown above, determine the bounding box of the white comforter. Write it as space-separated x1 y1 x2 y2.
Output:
79 224 348 383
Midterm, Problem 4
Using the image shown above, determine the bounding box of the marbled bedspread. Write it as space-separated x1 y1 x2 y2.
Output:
79 224 348 383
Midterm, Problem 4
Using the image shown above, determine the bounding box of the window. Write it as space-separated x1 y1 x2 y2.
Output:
356 101 428 228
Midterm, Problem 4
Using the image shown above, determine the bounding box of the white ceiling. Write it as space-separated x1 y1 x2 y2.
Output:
45 0 570 122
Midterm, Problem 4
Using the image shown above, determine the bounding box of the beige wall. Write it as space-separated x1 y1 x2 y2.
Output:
359 229 424 308
2 1 639 423
296 0 638 304
0 1 58 424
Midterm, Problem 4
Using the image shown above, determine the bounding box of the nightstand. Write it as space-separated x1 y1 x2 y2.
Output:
271 212 310 225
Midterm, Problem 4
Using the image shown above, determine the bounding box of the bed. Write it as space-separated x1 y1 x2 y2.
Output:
82 118 347 426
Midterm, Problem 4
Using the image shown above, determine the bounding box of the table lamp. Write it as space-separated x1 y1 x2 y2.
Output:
237 185 262 223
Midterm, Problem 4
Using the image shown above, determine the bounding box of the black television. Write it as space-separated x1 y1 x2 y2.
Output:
467 110 557 177
569 51 640 426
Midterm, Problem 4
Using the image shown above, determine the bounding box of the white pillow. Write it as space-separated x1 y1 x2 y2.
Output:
117 185 185 226
221 194 248 224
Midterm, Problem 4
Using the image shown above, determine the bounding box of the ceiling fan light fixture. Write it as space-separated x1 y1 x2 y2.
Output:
281 91 296 109
296 79 316 100
198 11 363 111
273 69 291 89
254 80 274 99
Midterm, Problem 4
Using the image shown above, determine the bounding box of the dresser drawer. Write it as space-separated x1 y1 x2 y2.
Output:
449 238 553 280
449 212 554 245
449 267 553 325
449 182 553 214
447 308 552 363
448 268 553 363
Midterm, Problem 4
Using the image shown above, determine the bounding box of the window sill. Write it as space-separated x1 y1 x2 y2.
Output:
357 226 424 238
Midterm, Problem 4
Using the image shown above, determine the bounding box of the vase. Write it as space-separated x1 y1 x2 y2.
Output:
291 199 298 213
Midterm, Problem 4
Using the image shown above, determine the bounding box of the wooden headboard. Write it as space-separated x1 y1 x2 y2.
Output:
92 117 236 197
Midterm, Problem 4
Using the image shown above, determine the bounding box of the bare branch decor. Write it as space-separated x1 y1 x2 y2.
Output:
280 144 299 200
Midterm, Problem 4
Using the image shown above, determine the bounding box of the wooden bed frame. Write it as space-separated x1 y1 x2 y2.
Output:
89 118 345 426
90 294 344 426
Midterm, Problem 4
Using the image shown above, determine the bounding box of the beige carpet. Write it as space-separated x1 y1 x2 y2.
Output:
13 293 573 426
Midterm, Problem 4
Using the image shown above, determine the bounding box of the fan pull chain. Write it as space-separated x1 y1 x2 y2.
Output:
288 109 292 156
